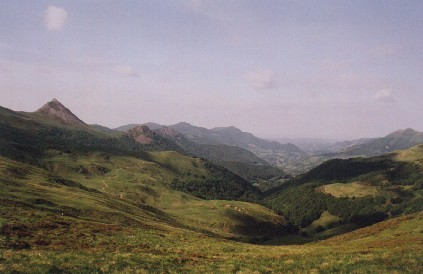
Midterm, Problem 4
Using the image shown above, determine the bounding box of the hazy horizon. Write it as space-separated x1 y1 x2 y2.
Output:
1 1 422 139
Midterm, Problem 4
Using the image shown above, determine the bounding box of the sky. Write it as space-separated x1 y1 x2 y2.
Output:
0 0 422 139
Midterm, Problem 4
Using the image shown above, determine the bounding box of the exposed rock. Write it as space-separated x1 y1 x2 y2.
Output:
127 125 155 144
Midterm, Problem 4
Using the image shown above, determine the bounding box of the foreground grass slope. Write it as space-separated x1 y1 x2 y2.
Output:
1 205 421 273
1 143 421 273
0 151 281 239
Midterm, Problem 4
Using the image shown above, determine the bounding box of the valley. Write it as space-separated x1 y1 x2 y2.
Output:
0 99 422 272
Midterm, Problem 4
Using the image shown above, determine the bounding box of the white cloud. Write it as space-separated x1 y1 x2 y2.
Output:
115 65 139 78
374 89 396 103
246 69 276 90
44 6 68 31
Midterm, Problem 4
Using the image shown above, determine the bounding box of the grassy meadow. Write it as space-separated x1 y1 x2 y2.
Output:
316 182 383 198
0 209 421 273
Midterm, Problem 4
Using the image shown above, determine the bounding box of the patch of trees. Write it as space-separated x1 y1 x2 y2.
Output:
265 184 390 228
266 178 423 229
297 157 393 183
221 161 289 182
385 161 423 185
170 162 260 201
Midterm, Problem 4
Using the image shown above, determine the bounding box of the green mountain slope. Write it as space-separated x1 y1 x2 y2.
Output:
0 101 280 239
265 145 423 233
1 101 264 201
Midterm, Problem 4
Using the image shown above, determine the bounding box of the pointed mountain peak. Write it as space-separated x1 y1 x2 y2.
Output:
36 99 86 126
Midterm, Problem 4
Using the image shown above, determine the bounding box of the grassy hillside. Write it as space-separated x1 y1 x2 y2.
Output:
1 193 421 273
0 106 262 201
316 182 383 198
265 145 423 230
0 104 287 245
0 150 275 239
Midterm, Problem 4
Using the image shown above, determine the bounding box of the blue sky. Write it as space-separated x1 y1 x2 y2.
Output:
0 0 422 139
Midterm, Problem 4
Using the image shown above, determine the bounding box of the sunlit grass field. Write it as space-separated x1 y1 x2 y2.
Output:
316 182 383 198
1 210 421 273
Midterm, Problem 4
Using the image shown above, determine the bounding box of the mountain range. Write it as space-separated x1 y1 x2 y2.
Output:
32 99 423 178
114 122 294 187
115 122 304 155
336 128 423 156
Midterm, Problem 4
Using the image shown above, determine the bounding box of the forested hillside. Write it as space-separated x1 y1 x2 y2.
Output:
265 146 423 237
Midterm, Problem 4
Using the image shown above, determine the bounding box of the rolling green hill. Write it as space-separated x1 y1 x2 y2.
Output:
1 180 421 274
0 101 287 256
0 101 263 202
265 145 423 234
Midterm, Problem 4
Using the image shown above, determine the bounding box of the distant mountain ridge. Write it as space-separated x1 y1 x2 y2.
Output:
270 129 423 175
173 123 304 154
336 128 423 157
115 122 302 180
116 122 304 154
153 125 290 184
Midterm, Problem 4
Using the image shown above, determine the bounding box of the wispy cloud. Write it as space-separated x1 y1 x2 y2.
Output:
115 65 139 78
246 69 277 90
44 6 68 31
374 89 396 103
